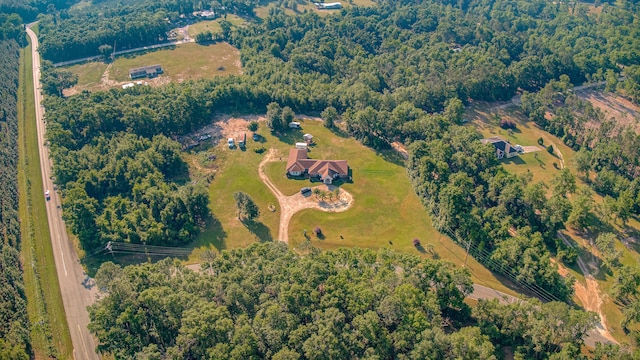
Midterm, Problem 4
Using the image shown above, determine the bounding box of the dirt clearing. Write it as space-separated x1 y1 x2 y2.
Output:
578 90 640 134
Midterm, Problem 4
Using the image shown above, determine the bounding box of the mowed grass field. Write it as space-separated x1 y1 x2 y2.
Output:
189 119 519 296
110 42 242 81
466 101 640 344
187 15 246 37
64 42 242 92
466 104 572 184
63 61 107 90
19 34 73 358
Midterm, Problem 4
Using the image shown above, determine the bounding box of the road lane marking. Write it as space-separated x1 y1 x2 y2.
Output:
77 324 90 359
58 235 67 276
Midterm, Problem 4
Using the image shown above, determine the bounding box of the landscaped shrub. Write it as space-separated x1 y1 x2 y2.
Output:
413 238 421 247
314 227 322 236
500 119 517 130
254 147 266 154
538 137 544 145
547 145 554 154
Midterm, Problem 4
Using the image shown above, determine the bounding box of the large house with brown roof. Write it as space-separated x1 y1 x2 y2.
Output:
286 149 349 184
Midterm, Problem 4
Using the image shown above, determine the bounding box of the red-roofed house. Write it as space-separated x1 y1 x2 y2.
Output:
286 149 349 184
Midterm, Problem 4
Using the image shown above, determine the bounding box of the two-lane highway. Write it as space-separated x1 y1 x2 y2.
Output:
26 25 100 360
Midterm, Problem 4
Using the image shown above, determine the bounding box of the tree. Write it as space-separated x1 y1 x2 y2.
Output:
547 144 554 154
267 102 283 132
281 106 295 128
234 191 260 220
98 44 113 62
448 327 496 359
248 121 259 133
333 188 341 201
219 20 232 40
574 148 592 182
615 189 634 225
444 98 465 125
552 169 577 197
595 233 620 269
322 106 338 128
567 188 595 231
195 31 213 44
611 265 640 304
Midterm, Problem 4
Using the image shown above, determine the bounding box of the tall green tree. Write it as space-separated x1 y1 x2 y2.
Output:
233 191 259 220
267 102 283 132
321 106 338 129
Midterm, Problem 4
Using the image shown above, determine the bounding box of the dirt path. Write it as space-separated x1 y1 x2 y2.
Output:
549 141 565 169
557 231 617 343
258 149 354 243
520 145 541 154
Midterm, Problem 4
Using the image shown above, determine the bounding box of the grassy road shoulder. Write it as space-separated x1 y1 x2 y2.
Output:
18 32 73 358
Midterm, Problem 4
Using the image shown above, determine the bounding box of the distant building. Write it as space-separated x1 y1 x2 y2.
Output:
314 2 342 9
286 148 349 185
129 64 163 79
193 10 216 19
481 137 520 159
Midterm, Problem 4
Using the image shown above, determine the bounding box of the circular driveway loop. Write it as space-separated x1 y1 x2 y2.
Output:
258 149 353 243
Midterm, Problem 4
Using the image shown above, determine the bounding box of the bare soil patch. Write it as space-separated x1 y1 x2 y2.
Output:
557 231 617 343
177 115 265 149
579 90 640 134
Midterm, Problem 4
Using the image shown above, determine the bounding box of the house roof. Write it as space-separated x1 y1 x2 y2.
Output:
308 160 348 177
482 137 511 153
129 64 162 75
285 149 348 176
286 149 308 172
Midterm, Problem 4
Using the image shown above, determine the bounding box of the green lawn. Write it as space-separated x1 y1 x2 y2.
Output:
467 106 571 184
187 15 246 38
110 42 242 82
189 134 280 261
19 35 73 358
264 161 312 196
189 119 519 296
64 42 242 92
64 61 107 88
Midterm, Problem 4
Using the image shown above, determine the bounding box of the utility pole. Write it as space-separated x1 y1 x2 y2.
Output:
463 237 471 268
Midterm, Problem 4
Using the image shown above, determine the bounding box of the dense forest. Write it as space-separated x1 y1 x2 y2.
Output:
0 11 25 42
48 130 211 251
0 0 76 22
0 39 31 359
89 243 599 359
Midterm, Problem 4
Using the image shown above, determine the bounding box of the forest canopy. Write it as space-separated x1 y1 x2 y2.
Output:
89 243 597 359
0 39 31 359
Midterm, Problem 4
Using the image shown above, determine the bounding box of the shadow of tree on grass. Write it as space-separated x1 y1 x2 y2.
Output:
242 219 273 242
